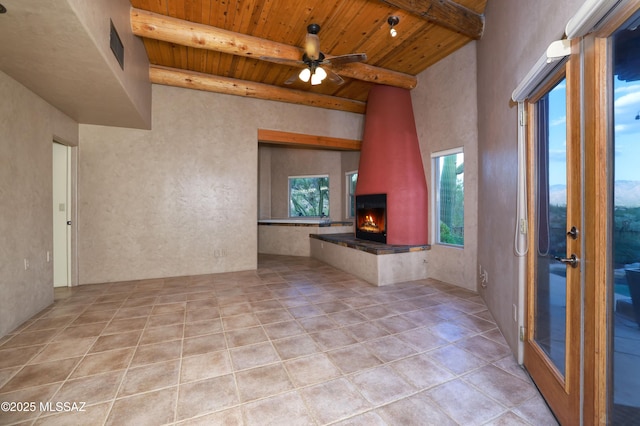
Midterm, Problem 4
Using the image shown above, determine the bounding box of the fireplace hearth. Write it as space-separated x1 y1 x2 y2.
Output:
355 194 387 243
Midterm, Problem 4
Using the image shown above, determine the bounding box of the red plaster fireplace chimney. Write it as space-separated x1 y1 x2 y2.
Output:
355 85 429 245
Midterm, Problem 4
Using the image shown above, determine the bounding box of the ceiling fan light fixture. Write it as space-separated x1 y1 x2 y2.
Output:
388 16 400 37
315 66 327 81
311 73 323 85
299 67 311 83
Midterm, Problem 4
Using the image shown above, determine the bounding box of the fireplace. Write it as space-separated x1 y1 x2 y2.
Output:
355 194 387 243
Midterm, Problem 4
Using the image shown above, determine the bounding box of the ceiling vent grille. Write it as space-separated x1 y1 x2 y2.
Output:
110 20 124 70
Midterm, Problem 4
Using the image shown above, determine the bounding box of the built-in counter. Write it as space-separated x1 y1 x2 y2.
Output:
258 219 354 256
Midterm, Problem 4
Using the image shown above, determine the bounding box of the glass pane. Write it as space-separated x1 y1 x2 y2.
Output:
534 78 567 377
349 173 357 218
289 176 329 217
611 12 640 422
436 152 464 246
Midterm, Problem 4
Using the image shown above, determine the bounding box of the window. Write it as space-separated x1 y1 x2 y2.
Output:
346 171 358 218
432 149 464 246
289 175 329 217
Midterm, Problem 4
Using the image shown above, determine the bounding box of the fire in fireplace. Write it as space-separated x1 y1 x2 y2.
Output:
355 194 387 243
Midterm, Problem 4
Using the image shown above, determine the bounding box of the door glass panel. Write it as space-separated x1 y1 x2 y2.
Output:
611 11 640 422
535 78 568 377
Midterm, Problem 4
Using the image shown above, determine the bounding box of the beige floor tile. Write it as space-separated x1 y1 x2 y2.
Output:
230 341 280 370
176 375 238 420
428 322 476 342
428 344 488 375
1 329 58 349
284 353 342 388
0 345 45 369
52 323 107 342
52 370 124 405
300 378 371 424
89 330 142 353
428 379 507 425
106 386 177 426
180 350 232 383
350 365 416 405
130 340 182 367
235 363 294 402
463 364 538 407
119 359 180 397
455 335 512 362
396 327 449 352
71 348 134 378
139 323 184 345
35 401 112 426
311 328 358 351
1 357 80 393
185 307 221 323
390 353 455 389
376 390 458 426
242 390 315 425
225 326 268 348
175 407 242 425
482 411 533 426
512 394 560 425
221 313 260 331
31 337 96 363
327 344 382 374
262 320 305 340
183 318 223 338
272 334 320 360
344 322 389 342
101 317 148 335
332 410 387 426
182 333 226 357
365 335 418 363
0 383 62 424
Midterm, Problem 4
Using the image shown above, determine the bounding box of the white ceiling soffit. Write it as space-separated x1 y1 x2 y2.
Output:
0 0 151 129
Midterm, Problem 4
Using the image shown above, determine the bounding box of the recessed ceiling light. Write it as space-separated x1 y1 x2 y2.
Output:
0 4 7 14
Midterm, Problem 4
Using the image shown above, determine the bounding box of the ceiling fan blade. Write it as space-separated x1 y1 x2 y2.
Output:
326 70 345 85
284 73 300 85
259 56 304 68
325 53 367 67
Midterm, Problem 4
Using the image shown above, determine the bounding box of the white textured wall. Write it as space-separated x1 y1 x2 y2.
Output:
476 0 584 353
0 71 78 337
412 42 479 291
78 84 363 284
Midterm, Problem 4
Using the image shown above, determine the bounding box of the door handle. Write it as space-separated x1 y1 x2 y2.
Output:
554 254 579 268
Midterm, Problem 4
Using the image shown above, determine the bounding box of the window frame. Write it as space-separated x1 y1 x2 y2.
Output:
431 147 465 247
345 170 358 219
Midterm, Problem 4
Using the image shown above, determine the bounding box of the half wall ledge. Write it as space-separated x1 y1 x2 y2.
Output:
309 233 430 286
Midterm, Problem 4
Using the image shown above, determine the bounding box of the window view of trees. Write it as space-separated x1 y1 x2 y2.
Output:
435 152 464 246
289 176 329 217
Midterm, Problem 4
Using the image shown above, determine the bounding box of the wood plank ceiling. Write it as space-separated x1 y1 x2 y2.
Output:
129 0 488 114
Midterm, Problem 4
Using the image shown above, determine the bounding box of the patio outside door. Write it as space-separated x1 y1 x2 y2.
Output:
524 61 581 426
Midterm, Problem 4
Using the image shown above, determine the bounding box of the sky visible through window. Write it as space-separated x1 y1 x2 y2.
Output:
547 78 640 202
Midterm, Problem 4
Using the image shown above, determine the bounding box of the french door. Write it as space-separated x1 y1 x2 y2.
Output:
525 4 640 425
525 57 581 426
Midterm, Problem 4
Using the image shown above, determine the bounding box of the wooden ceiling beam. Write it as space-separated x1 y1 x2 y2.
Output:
378 0 484 39
149 65 366 114
132 8 417 90
258 129 361 151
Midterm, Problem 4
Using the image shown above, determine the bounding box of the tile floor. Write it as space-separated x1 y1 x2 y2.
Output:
0 254 558 425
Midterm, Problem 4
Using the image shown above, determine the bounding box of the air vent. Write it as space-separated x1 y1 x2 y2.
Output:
110 20 124 70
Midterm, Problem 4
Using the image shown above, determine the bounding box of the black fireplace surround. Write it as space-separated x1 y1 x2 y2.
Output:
355 193 387 243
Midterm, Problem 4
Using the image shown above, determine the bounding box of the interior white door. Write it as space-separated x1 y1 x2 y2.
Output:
52 142 69 287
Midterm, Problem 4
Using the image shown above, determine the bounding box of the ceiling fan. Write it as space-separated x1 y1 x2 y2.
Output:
261 23 367 86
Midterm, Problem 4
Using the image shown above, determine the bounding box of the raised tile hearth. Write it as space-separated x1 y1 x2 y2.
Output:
310 233 431 286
